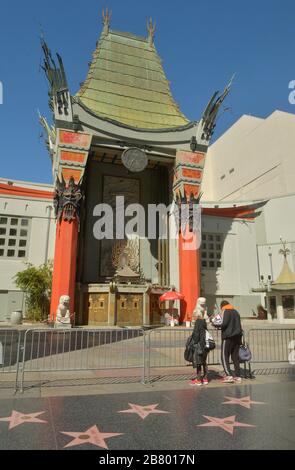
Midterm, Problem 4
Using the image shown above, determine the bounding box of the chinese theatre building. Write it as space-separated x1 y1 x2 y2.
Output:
39 11 246 327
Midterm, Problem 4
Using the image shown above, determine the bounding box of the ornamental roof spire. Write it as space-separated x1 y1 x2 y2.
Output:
147 17 156 46
279 236 291 260
102 8 112 36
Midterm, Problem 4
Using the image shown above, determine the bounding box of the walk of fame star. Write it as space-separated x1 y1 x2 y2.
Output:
197 415 255 435
222 396 267 409
0 411 47 430
61 425 123 449
118 403 170 419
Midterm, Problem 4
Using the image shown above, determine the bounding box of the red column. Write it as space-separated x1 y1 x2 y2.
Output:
50 218 78 322
179 227 200 323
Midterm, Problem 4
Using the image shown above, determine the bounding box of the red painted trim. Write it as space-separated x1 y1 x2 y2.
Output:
177 151 205 165
202 206 256 219
62 168 82 182
60 151 86 164
59 130 91 148
182 169 203 179
0 183 53 200
182 184 201 197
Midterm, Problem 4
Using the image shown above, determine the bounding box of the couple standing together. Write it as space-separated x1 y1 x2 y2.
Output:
190 300 243 386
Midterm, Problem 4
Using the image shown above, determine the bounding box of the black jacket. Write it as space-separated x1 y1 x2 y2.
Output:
221 308 242 340
192 319 207 366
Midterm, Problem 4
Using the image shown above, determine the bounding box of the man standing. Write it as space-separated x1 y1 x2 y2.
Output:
219 301 243 383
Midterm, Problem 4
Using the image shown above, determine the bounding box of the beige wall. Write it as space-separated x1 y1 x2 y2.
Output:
201 215 259 296
202 111 295 202
255 193 295 282
201 111 295 317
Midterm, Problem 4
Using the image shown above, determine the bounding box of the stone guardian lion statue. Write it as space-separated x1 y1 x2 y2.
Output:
56 295 71 325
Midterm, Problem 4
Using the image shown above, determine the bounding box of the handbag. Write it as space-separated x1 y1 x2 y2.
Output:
239 333 252 362
205 330 216 351
211 314 222 327
184 335 195 363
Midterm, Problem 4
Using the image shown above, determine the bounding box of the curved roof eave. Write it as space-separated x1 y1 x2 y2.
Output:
73 96 197 134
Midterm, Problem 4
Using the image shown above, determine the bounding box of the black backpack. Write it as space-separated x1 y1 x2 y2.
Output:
184 335 195 363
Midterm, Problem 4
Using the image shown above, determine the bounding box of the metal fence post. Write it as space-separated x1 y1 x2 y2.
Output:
142 329 151 385
19 329 29 394
147 330 151 383
0 329 22 392
14 331 22 393
141 329 146 384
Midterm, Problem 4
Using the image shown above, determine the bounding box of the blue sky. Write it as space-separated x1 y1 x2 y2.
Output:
1 0 295 184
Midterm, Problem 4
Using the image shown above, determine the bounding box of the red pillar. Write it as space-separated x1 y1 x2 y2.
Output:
179 227 200 323
50 218 78 322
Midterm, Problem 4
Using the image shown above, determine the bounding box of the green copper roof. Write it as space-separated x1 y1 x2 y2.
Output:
76 28 190 130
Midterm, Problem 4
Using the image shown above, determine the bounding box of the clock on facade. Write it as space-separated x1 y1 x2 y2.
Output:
122 148 148 173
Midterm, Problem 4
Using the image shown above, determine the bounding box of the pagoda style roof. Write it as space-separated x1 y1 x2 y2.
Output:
272 259 295 291
271 240 295 291
76 25 190 130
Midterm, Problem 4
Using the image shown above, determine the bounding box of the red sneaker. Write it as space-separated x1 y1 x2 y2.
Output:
189 379 203 386
202 378 209 385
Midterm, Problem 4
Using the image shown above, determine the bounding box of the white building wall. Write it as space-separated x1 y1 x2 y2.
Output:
0 180 55 321
263 194 295 245
256 194 295 282
0 197 55 291
203 111 295 202
201 215 260 316
201 111 295 320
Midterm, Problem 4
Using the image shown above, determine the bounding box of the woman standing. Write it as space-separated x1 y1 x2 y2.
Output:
189 314 209 386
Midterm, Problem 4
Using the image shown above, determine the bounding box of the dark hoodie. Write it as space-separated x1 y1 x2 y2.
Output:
221 304 242 340
192 319 207 366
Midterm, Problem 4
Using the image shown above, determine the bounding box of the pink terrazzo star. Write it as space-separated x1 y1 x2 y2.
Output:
118 403 170 420
222 396 267 409
61 425 123 449
198 415 255 435
0 410 47 430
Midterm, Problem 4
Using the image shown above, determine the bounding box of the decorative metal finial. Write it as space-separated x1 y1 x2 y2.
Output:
279 237 290 259
102 8 112 35
39 23 45 42
147 17 156 46
38 110 56 156
201 74 235 142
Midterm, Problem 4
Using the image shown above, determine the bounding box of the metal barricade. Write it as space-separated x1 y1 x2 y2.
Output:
5 326 295 393
19 328 145 392
143 327 222 383
0 329 22 392
248 328 295 364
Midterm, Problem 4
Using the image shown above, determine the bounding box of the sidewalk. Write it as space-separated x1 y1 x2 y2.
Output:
1 320 295 329
0 372 294 450
1 362 294 399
